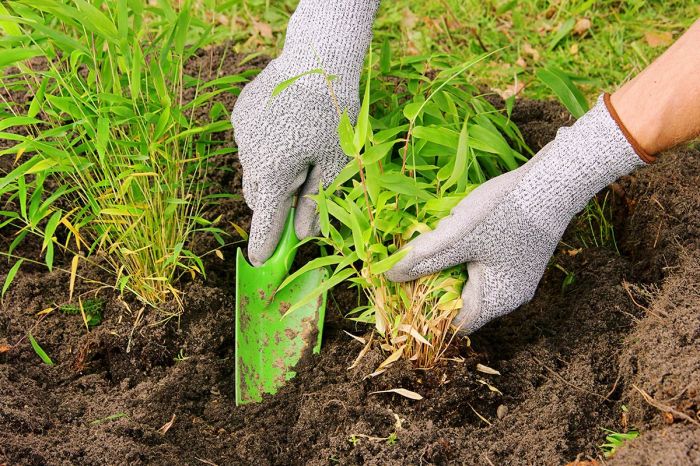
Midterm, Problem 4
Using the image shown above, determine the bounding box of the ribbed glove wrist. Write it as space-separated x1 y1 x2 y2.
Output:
273 0 380 99
516 94 646 234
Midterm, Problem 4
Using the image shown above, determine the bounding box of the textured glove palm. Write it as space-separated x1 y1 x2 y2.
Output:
387 96 647 333
231 0 379 266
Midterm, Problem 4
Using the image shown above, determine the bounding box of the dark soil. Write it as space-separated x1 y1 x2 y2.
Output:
1 45 699 465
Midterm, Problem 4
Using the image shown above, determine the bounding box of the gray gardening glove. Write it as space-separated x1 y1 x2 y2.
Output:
387 95 651 333
231 0 380 266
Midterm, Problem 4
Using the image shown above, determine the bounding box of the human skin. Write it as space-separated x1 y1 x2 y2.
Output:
612 19 700 155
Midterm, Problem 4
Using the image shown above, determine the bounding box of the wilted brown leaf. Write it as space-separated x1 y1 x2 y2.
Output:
515 56 527 68
253 21 273 39
0 344 12 353
573 18 592 35
159 414 176 435
370 388 424 400
644 31 673 47
495 81 525 100
522 43 540 61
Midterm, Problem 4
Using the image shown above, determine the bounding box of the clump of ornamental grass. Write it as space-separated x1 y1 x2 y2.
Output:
0 0 242 312
283 46 530 370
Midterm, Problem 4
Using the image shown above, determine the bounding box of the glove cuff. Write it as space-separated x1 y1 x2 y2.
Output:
273 0 380 99
514 94 647 234
602 93 656 164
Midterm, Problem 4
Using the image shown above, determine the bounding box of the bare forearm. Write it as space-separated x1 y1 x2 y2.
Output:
612 19 700 155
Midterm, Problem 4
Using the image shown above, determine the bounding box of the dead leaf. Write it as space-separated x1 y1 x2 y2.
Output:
662 412 674 424
214 250 224 260
573 18 592 35
343 330 366 345
515 56 527 68
565 461 599 466
570 43 579 55
377 345 405 370
401 7 418 30
159 414 176 435
522 43 540 61
0 344 12 353
253 21 273 39
476 363 501 376
645 31 672 47
495 81 525 101
370 388 423 400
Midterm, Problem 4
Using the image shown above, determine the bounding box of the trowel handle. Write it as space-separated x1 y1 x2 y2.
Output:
262 208 299 274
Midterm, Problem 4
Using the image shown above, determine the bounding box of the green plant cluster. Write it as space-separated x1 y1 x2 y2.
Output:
283 46 530 367
60 297 104 327
0 0 244 310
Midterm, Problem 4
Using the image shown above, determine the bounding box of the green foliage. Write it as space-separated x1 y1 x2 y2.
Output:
293 50 529 367
28 333 54 365
536 66 589 118
0 0 241 310
600 428 639 458
60 298 104 327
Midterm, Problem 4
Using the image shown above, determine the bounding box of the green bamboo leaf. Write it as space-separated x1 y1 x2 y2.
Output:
0 3 22 36
0 48 42 68
41 210 62 253
549 17 576 50
370 248 410 275
536 67 589 118
131 41 142 100
270 69 324 101
28 333 54 366
2 259 23 298
283 268 354 317
338 111 357 156
443 116 469 192
412 126 459 148
74 0 118 40
380 38 391 74
27 76 47 118
278 255 344 291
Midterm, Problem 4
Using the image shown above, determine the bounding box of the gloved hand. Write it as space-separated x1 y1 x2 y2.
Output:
387 95 652 333
231 0 380 266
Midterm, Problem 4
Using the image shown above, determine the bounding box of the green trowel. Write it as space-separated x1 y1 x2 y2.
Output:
235 208 328 405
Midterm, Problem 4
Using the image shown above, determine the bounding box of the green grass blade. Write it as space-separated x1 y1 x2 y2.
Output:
28 333 55 366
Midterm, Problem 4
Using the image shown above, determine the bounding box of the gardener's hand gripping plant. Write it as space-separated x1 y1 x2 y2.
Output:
283 48 530 370
0 0 242 310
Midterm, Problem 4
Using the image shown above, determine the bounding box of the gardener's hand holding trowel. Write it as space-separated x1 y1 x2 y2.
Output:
231 0 380 267
232 0 700 333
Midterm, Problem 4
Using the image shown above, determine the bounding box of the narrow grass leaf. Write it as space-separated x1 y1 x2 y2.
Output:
2 259 23 298
28 333 54 366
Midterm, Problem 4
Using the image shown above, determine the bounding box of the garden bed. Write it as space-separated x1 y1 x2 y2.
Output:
1 46 699 465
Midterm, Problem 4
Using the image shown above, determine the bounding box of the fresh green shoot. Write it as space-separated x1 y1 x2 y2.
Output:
553 264 576 293
0 0 239 313
174 349 190 363
576 193 619 252
28 333 54 366
291 48 529 369
60 298 104 328
600 428 640 458
386 432 398 446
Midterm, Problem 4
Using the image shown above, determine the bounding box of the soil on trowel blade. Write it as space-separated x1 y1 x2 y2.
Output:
1 45 699 465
